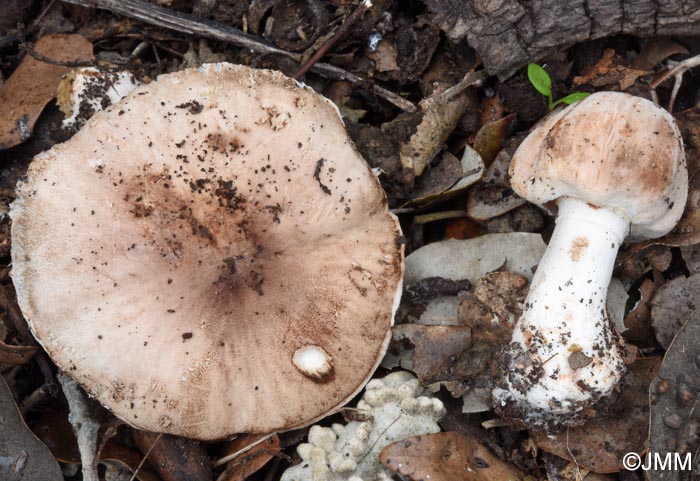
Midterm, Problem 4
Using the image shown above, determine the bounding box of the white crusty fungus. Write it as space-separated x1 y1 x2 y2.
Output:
281 371 445 481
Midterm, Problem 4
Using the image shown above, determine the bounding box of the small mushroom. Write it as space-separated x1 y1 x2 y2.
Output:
11 63 404 440
493 92 687 425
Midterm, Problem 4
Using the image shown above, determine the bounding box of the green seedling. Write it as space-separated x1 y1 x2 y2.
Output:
527 63 590 110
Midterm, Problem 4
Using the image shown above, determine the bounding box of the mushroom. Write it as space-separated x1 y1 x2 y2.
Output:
11 63 404 440
493 91 687 425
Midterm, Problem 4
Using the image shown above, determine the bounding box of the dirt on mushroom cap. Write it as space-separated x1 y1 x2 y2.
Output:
10 63 404 440
508 91 687 240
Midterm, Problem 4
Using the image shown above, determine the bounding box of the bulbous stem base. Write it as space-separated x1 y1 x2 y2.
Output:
493 197 629 425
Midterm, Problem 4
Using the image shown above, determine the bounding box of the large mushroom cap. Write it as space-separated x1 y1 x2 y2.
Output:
11 63 404 440
509 91 687 240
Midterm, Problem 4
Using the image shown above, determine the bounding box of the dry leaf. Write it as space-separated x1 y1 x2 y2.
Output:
484 204 545 234
623 271 665 348
391 324 473 385
467 149 526 220
444 217 486 240
650 273 700 349
633 37 689 70
216 434 281 481
380 431 527 481
404 232 546 286
367 40 399 72
33 410 162 481
0 377 63 481
132 430 211 481
478 95 506 127
409 147 485 207
392 72 480 176
0 34 93 149
533 358 660 473
572 49 649 90
0 339 38 365
471 114 514 166
680 243 700 275
648 311 700 481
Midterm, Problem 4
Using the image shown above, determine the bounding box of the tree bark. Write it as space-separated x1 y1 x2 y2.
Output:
423 0 700 79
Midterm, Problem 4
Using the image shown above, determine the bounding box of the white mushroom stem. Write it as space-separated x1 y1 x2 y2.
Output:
496 197 629 418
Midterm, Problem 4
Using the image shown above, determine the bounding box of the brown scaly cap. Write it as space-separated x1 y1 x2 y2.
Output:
509 91 687 240
11 63 404 440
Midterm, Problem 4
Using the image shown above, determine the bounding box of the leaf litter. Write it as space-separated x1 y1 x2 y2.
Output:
2 3 700 481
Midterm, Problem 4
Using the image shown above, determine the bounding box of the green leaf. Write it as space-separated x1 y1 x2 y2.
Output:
553 91 591 107
527 63 552 97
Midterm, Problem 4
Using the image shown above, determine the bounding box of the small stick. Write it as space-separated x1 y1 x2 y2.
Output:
213 432 277 467
129 433 163 481
293 0 372 80
649 53 700 112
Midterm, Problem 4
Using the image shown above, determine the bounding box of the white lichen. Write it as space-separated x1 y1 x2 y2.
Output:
281 371 445 481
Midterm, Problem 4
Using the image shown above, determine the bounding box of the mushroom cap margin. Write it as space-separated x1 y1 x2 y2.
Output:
11 63 405 440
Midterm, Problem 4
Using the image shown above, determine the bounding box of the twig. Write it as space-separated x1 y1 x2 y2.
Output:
215 449 291 481
419 69 489 109
19 381 58 415
650 53 700 111
59 0 416 112
213 432 278 467
129 433 163 481
34 0 58 25
310 62 416 112
59 373 101 481
293 0 372 79
565 427 583 481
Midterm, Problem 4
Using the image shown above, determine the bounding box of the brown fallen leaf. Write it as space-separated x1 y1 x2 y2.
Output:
484 204 545 234
572 49 649 90
471 114 514 167
623 270 665 348
478 95 507 127
648 310 700 481
445 217 486 240
680 243 700 274
366 39 399 72
133 430 212 481
543 452 590 481
467 149 526 220
532 357 661 473
650 273 700 349
216 433 281 481
392 323 473 385
368 18 440 83
633 37 689 70
33 410 162 481
409 149 484 206
0 339 38 365
0 34 93 149
380 431 527 481
0 377 63 481
391 70 484 176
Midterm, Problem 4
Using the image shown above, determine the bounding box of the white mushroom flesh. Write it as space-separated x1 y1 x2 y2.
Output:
493 197 628 417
